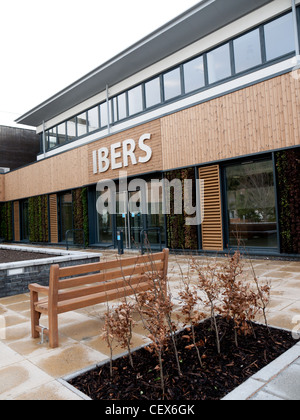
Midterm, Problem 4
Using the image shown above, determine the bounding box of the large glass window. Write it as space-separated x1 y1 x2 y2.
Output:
88 106 99 132
47 128 57 149
226 160 278 248
146 180 165 246
128 85 143 116
145 77 161 108
207 43 232 84
234 29 262 73
60 192 73 242
100 102 109 127
183 56 205 93
57 123 66 145
77 112 87 136
264 12 295 61
96 190 113 244
67 118 77 142
117 93 127 121
163 67 182 101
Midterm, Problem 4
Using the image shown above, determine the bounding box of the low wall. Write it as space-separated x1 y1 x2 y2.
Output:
0 245 101 298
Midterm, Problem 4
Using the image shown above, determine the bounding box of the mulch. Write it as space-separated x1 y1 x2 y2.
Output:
69 318 298 401
0 249 57 264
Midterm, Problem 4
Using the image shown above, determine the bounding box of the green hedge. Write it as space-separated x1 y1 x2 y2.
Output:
72 187 89 246
165 168 198 250
0 202 13 241
28 195 49 243
276 148 300 254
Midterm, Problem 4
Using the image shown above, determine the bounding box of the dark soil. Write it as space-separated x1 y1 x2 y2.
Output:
69 319 298 401
0 249 58 264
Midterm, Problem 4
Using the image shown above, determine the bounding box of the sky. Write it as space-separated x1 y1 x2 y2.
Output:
0 0 200 129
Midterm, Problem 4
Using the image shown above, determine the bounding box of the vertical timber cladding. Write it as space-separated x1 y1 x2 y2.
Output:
199 165 223 251
0 175 5 202
13 201 20 242
49 194 58 243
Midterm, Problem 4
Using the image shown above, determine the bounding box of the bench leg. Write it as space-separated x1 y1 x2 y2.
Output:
48 308 59 349
30 290 41 339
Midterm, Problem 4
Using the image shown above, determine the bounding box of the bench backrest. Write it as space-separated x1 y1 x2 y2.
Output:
48 249 169 306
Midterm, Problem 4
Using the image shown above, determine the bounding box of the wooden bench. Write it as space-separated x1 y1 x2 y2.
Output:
29 249 169 348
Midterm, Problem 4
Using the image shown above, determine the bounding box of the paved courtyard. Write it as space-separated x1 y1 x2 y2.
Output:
0 248 299 400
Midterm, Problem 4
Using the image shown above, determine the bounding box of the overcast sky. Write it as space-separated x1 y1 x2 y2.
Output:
0 0 200 129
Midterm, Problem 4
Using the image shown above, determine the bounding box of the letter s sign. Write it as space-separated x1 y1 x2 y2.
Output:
138 133 152 164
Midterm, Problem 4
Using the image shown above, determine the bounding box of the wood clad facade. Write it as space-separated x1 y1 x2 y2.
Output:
1 72 299 203
0 71 299 253
199 165 223 251
13 201 20 242
49 195 58 243
160 73 300 171
0 175 4 202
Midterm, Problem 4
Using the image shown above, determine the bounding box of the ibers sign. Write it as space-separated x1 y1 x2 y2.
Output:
92 133 152 174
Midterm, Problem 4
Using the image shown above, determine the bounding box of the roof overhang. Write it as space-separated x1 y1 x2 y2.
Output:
16 0 273 127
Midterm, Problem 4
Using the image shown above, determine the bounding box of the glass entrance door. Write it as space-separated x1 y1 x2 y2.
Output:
116 191 143 249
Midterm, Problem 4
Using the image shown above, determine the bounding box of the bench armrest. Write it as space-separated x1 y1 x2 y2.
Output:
29 283 49 295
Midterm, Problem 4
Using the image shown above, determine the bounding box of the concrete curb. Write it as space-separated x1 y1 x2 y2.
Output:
0 244 101 270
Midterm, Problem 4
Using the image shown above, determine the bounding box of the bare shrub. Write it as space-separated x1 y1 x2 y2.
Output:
218 251 271 347
191 257 222 354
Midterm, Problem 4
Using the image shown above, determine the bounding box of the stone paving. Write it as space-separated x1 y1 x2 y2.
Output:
0 248 299 400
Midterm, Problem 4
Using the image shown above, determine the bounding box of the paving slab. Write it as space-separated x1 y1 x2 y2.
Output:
255 361 300 400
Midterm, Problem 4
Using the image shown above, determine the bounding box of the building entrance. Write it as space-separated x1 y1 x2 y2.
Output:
116 191 143 249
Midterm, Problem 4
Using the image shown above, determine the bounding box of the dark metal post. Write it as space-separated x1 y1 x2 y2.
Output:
117 230 124 255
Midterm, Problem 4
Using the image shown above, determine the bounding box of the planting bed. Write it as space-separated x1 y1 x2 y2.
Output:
0 249 59 263
69 319 298 401
0 245 101 298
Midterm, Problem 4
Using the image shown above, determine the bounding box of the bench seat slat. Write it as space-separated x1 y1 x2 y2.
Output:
58 252 166 278
57 273 150 302
58 261 164 290
55 281 151 314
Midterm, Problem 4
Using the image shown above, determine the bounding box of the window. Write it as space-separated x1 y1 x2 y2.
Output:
128 85 143 116
77 112 87 136
57 123 66 145
96 190 113 244
225 160 278 248
207 43 232 84
67 118 77 141
163 67 182 101
234 29 262 73
99 102 107 127
88 106 99 132
117 93 127 120
145 77 161 108
264 12 295 61
47 128 57 149
60 192 73 242
183 56 205 93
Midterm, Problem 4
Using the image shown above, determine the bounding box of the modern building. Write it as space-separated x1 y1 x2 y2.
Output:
0 0 299 255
